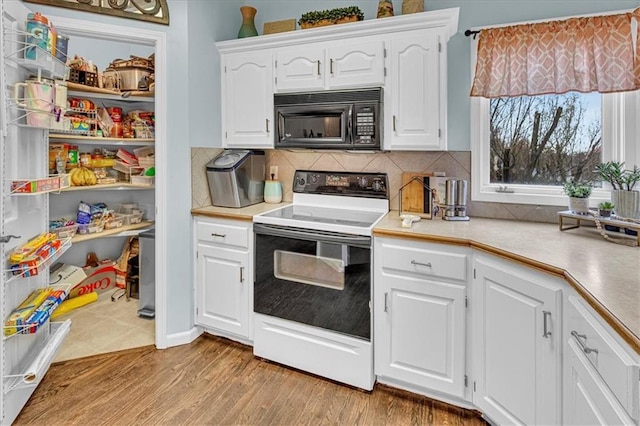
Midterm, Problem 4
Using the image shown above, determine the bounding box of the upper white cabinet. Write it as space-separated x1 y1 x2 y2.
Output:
472 254 563 426
385 28 444 150
374 237 468 400
216 8 459 151
275 39 385 92
220 51 274 149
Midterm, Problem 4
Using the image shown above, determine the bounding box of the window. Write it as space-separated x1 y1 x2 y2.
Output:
471 44 640 207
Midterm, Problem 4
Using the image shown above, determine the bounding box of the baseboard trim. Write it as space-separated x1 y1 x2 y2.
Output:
162 327 202 348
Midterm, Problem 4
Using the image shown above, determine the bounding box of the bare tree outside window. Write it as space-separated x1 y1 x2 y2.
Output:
489 93 602 186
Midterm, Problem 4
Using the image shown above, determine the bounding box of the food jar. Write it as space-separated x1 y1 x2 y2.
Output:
107 107 123 122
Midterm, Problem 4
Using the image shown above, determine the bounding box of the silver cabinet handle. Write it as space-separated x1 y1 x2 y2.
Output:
265 118 270 133
211 233 226 238
330 58 334 74
543 311 552 338
240 266 245 283
571 331 598 354
411 260 432 268
393 115 397 131
384 292 389 312
317 60 321 75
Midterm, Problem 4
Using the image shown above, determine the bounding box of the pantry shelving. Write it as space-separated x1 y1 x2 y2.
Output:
3 237 72 285
70 221 154 243
49 134 155 146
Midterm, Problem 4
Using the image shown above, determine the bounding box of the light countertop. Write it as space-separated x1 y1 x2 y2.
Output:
192 204 640 354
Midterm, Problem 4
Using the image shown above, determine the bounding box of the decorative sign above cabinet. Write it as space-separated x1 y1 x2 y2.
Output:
23 0 170 25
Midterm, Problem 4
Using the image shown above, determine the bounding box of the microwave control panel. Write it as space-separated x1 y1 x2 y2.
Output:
353 104 377 145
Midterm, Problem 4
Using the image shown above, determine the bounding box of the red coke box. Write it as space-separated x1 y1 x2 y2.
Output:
49 261 117 298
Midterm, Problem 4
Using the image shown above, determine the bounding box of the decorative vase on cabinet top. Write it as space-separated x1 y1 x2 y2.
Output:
238 6 259 38
377 0 395 18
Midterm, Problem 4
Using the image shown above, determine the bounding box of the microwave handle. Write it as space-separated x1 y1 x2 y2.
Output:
347 106 353 142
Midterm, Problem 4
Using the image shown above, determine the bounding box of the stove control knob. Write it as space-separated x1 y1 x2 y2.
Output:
309 174 318 184
296 176 306 187
357 176 368 188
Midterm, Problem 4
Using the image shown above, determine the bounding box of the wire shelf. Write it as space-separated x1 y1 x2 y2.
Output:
3 237 72 284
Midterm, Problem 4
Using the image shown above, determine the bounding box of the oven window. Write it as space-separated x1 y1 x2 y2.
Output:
254 231 371 340
274 250 345 290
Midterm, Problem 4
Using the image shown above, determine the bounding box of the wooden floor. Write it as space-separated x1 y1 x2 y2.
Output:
16 335 487 425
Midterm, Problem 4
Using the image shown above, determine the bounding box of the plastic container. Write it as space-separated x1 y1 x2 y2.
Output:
130 175 154 187
137 157 155 169
25 13 49 61
104 214 124 230
121 211 143 225
50 223 78 239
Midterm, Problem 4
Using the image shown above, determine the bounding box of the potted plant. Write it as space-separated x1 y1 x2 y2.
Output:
299 6 364 29
563 180 592 214
598 201 615 218
595 161 640 219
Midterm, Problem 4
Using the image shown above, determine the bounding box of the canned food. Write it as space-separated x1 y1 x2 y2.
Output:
55 34 69 63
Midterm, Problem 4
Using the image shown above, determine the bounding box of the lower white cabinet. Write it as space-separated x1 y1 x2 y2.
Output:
472 254 563 426
563 294 639 425
374 237 468 400
194 216 252 341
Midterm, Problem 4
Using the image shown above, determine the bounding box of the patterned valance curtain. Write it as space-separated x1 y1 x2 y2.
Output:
471 10 640 98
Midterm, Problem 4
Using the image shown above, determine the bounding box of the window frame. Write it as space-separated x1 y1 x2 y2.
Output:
470 40 640 207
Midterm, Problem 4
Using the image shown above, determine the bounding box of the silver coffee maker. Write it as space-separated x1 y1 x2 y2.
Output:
443 179 469 221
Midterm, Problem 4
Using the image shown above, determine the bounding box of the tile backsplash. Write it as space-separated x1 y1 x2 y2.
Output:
191 148 564 223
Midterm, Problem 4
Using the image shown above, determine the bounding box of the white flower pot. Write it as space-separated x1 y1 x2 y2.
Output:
568 197 589 214
611 190 640 219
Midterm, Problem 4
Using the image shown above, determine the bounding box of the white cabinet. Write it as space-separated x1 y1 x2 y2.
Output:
385 28 445 150
563 294 639 425
274 40 385 92
194 216 252 341
374 237 468 400
216 9 459 151
472 254 563 426
220 51 273 149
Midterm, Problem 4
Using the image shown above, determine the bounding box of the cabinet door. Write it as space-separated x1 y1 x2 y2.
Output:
275 46 324 92
387 29 442 150
195 243 249 338
376 274 466 398
564 339 635 426
222 52 274 148
473 255 562 426
328 40 385 89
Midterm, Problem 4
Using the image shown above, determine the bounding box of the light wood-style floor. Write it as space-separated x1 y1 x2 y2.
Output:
16 335 487 425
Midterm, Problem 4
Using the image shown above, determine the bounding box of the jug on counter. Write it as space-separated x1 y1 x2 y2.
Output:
264 178 282 204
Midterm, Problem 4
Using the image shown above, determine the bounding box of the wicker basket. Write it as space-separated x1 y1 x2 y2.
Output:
68 69 99 87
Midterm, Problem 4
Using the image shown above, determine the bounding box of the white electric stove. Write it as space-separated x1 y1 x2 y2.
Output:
252 170 389 390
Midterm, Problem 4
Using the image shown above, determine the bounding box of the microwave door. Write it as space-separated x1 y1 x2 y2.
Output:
276 105 350 148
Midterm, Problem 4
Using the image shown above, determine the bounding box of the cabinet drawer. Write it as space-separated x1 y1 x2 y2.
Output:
566 295 640 420
196 219 250 248
378 240 467 282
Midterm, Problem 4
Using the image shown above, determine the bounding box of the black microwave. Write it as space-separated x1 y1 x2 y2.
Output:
274 88 382 150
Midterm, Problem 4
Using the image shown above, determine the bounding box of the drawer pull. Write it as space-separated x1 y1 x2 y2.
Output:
265 118 270 133
543 310 552 338
240 266 245 283
330 58 334 74
317 60 321 75
411 260 432 268
393 115 397 132
384 292 389 313
211 233 226 238
571 330 598 354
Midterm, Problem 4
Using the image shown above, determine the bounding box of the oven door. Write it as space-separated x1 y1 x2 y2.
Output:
253 223 371 340
275 104 351 149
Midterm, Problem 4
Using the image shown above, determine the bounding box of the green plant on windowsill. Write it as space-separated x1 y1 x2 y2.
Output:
563 181 592 198
595 161 640 219
563 180 592 215
598 201 615 218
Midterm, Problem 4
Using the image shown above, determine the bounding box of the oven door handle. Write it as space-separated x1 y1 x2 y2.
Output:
254 223 371 247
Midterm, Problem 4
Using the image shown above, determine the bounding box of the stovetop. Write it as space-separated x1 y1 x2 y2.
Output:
253 170 389 235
